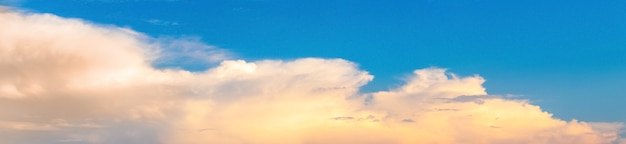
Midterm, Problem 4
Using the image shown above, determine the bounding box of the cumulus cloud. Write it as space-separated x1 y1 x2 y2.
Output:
0 8 623 144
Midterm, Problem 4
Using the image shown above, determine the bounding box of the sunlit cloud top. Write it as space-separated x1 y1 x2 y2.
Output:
0 6 624 144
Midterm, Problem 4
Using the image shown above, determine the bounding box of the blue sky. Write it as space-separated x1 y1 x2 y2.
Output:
7 0 626 126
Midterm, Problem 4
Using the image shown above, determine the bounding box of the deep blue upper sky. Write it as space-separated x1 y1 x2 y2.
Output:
9 0 626 122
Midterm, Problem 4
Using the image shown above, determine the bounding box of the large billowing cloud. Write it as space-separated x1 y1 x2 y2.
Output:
0 7 623 144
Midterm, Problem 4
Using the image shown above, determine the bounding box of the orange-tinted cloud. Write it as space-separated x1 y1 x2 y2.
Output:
0 8 623 144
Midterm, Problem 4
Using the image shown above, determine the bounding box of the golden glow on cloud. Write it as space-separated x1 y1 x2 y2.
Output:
0 8 623 144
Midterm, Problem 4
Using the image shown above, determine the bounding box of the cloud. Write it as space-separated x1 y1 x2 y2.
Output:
0 8 624 144
152 36 232 71
146 19 180 26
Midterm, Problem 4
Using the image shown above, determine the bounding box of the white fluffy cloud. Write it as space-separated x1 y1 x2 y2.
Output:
0 8 623 144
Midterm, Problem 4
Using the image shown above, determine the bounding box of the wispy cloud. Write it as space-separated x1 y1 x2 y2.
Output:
0 7 623 144
151 36 232 70
146 19 180 26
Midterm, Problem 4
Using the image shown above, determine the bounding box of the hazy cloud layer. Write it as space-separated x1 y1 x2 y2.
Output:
0 8 624 144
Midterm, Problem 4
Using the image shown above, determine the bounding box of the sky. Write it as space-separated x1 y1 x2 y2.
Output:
0 0 625 143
